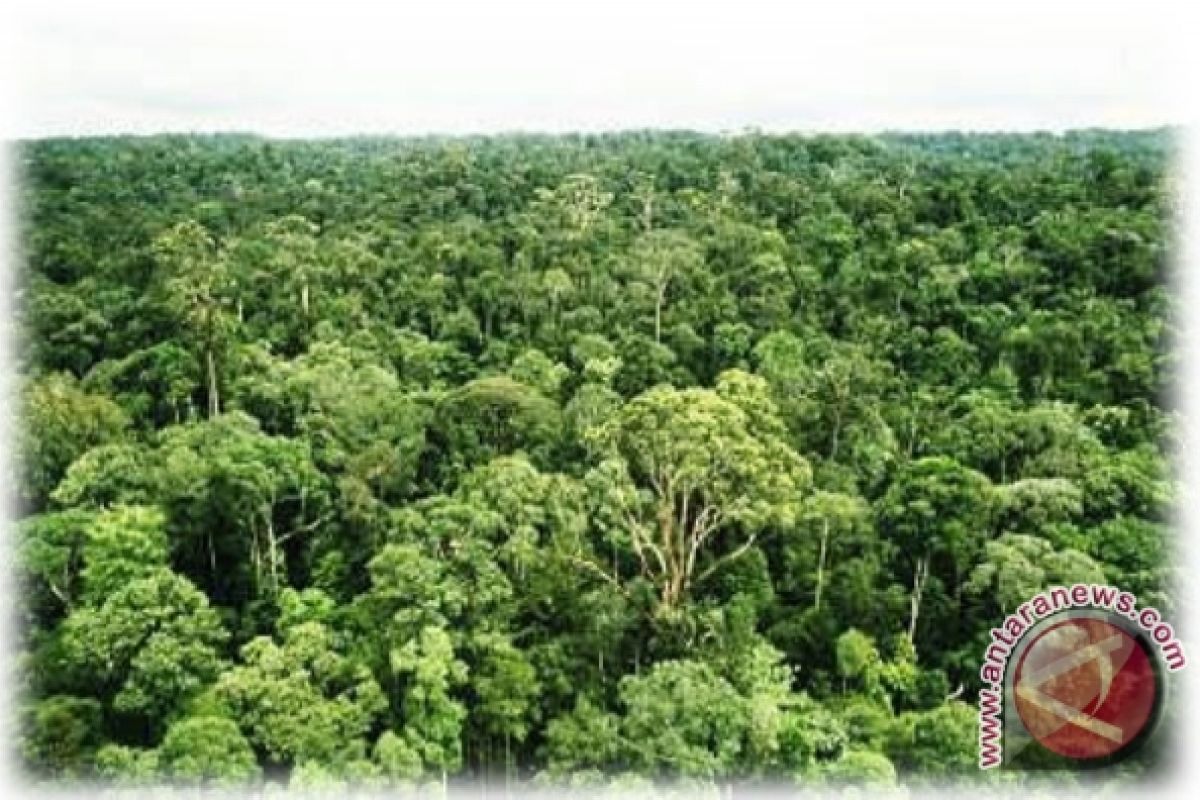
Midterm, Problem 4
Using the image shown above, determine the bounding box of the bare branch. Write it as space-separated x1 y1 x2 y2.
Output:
565 554 630 597
695 530 760 585
276 512 333 544
48 581 73 612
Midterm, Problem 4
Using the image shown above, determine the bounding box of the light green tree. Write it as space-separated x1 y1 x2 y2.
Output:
213 621 386 770
391 625 469 786
581 372 809 611
152 220 237 418
155 715 261 786
59 568 228 727
20 373 128 507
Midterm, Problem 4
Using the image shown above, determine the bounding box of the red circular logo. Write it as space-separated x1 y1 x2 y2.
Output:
1013 616 1159 760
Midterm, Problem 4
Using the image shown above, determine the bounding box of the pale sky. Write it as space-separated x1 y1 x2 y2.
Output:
5 0 1187 139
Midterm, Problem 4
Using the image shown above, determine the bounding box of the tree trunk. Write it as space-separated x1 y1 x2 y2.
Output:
205 348 220 418
829 405 843 460
908 555 928 650
654 290 664 345
265 514 280 594
301 281 310 316
658 501 678 609
207 530 217 581
251 525 262 595
815 519 828 612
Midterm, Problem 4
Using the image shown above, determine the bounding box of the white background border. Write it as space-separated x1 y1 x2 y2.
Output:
1 2 1196 798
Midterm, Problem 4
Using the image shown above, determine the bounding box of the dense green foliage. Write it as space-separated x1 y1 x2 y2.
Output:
15 129 1175 789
